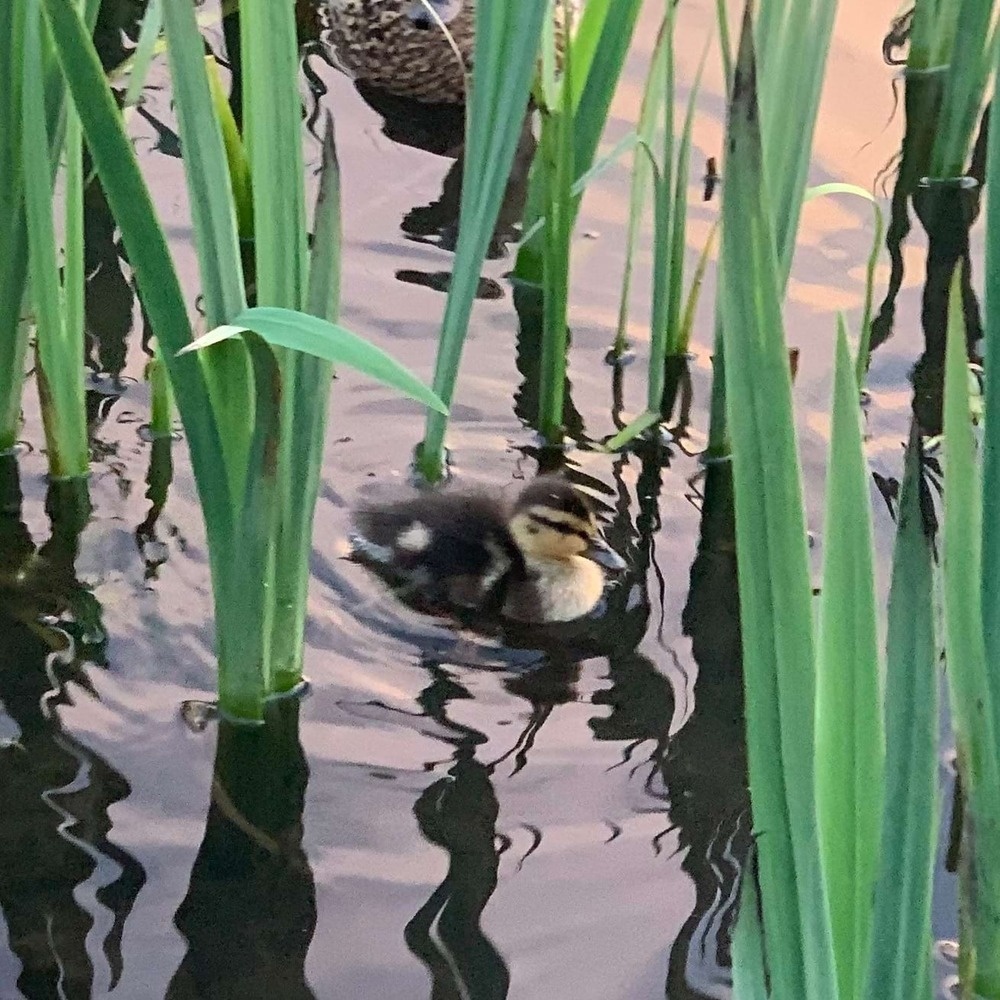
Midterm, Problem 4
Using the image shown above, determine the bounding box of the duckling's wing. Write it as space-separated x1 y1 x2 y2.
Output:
352 493 521 605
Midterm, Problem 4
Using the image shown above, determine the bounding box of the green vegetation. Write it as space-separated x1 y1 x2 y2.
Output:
416 0 549 479
7 1 1000 993
30 0 443 721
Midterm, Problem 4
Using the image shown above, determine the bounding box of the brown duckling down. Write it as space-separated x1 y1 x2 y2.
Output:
350 475 627 624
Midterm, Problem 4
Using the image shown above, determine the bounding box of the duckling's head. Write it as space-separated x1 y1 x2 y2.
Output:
507 476 626 568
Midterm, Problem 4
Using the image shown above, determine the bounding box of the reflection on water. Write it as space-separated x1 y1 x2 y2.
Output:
0 459 145 999
373 436 750 999
870 16 987 434
3 1 928 995
406 744 509 1000
167 699 318 1000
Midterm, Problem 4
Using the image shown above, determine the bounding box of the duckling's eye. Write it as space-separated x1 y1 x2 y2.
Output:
525 524 539 535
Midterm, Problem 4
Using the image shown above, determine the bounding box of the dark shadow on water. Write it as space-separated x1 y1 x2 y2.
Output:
869 23 988 434
0 458 145 999
166 697 318 1000
666 459 749 998
405 658 510 1000
394 440 749 998
587 443 749 999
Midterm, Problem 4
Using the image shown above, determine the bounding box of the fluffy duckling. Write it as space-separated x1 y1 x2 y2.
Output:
351 475 626 624
326 0 577 105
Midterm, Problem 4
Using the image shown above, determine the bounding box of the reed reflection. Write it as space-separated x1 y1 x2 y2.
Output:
0 458 145 999
871 16 986 434
167 698 317 1000
405 658 510 1000
581 440 749 999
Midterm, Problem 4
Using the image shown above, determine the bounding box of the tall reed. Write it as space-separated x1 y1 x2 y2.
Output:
417 0 549 480
40 0 443 721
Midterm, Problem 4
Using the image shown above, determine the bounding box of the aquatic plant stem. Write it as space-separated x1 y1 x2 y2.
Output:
418 0 548 480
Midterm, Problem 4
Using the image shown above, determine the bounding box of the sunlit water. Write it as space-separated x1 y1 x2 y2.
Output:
0 1 965 997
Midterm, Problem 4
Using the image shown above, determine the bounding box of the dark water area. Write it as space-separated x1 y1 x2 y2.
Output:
0 0 968 997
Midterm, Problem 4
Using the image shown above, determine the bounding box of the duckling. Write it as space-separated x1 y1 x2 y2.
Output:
326 0 577 105
350 475 626 624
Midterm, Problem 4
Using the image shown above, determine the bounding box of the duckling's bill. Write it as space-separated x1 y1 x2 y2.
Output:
585 534 627 571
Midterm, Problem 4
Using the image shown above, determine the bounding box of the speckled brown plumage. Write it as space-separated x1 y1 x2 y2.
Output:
327 0 474 103
326 0 575 105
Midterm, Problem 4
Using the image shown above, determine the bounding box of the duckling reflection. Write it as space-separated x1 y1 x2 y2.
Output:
351 474 627 625
0 461 145 998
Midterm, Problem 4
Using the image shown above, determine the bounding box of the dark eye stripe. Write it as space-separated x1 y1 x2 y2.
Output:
528 513 591 542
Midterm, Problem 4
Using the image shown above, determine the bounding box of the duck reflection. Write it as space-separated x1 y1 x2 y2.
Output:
0 458 145 999
581 441 749 999
167 697 317 1000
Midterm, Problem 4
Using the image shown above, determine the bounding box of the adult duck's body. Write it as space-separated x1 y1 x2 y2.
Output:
327 0 473 104
326 0 577 105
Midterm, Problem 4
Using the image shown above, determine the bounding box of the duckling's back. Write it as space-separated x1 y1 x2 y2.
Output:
351 491 523 610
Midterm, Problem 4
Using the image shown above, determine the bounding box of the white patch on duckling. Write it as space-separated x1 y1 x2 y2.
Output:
396 521 432 553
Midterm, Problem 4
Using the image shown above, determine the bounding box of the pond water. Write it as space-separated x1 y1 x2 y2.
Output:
0 1 965 997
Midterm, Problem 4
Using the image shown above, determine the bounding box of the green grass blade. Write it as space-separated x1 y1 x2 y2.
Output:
146 346 174 439
800 182 886 386
182 306 446 415
214 332 281 721
600 409 662 452
161 0 251 500
677 220 719 356
662 36 708 361
307 114 342 324
270 115 343 690
23 3 88 479
0 0 29 451
644 5 676 411
516 0 642 283
863 423 937 1000
614 15 669 355
123 0 163 110
815 316 883 999
943 264 1000 996
980 15 1000 740
563 0 608 109
930 0 997 178
40 0 232 537
205 56 253 239
715 0 734 93
537 3 575 443
161 0 245 325
419 0 548 479
569 0 643 182
757 0 840 283
240 0 307 309
720 11 836 997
